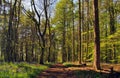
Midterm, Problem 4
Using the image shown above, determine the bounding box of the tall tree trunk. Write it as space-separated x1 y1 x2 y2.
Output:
78 0 82 64
86 0 90 62
62 7 67 63
2 2 7 61
48 7 51 62
62 23 66 62
72 0 75 62
6 0 18 62
105 24 108 63
30 0 49 64
93 0 101 70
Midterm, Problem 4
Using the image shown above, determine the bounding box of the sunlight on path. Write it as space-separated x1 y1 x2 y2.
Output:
37 64 120 78
37 64 77 78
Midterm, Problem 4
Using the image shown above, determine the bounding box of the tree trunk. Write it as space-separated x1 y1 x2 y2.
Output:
72 0 75 62
40 37 45 64
86 0 90 62
78 0 82 64
93 0 101 70
6 0 18 62
25 42 28 62
20 41 24 61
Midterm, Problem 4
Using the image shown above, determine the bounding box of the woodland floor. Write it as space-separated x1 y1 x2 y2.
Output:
37 63 120 78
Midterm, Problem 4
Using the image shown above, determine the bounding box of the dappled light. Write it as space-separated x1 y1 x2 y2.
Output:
37 63 120 78
0 0 120 77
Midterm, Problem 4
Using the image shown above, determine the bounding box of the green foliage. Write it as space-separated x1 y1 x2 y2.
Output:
63 62 74 67
53 0 73 27
117 56 120 63
0 62 48 78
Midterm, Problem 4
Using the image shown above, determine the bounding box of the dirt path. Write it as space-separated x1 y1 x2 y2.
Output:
37 64 120 78
37 64 77 78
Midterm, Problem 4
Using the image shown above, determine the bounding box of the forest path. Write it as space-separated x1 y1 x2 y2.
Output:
36 63 77 78
37 63 120 78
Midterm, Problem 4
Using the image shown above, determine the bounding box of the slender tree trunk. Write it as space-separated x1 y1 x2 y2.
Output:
48 14 51 62
20 41 24 61
62 25 66 62
25 41 28 62
61 8 67 63
78 0 82 64
71 0 75 62
105 24 108 63
86 0 90 62
31 36 35 62
2 2 7 61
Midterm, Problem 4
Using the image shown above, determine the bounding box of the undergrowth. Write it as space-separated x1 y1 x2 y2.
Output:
0 62 48 78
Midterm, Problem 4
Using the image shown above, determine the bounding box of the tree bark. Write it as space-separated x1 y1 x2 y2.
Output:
93 0 101 70
40 36 45 64
78 0 82 64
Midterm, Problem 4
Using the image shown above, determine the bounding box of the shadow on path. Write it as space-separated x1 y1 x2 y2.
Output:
37 64 120 78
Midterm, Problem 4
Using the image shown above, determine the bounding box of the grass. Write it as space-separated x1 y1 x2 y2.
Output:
63 62 75 66
0 62 48 78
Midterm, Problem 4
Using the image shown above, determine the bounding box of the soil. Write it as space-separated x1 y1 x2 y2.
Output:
37 63 120 78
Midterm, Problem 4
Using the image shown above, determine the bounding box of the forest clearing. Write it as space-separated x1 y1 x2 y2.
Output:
0 0 120 78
